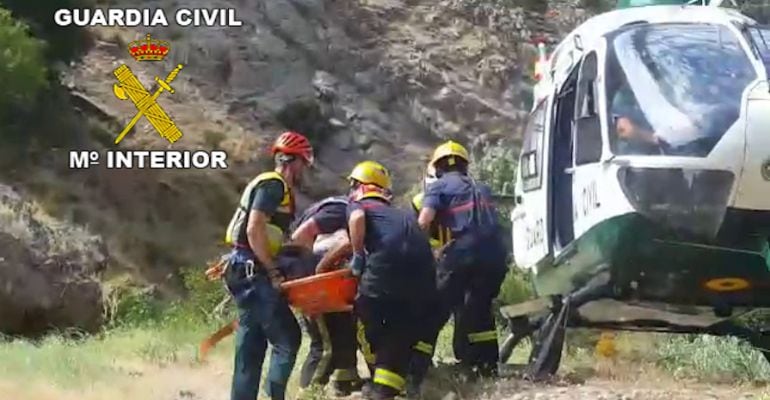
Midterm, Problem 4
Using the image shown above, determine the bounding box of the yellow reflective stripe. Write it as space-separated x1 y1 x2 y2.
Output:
331 368 358 382
223 171 291 245
413 341 433 355
356 320 375 364
468 330 498 343
312 316 333 383
373 368 405 391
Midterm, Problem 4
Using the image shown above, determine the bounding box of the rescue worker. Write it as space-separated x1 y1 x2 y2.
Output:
317 161 437 400
610 79 666 155
416 141 508 378
222 131 314 400
403 180 450 398
289 196 364 396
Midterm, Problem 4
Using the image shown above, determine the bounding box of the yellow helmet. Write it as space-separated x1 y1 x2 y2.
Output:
267 224 284 257
347 160 392 190
429 140 469 169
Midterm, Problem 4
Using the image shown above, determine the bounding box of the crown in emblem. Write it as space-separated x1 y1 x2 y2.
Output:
128 34 170 62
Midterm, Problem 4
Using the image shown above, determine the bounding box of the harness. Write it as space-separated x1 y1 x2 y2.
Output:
439 175 498 238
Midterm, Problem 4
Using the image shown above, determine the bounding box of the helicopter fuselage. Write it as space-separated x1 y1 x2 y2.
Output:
510 4 770 333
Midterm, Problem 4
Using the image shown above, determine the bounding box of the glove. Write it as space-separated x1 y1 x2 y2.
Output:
350 252 366 278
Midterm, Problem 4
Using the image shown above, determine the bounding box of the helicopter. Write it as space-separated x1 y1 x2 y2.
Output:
499 0 770 380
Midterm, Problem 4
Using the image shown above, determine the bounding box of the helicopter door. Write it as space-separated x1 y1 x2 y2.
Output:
570 51 605 238
511 98 551 269
551 65 581 252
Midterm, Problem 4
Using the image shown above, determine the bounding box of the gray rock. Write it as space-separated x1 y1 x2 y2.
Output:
0 184 106 336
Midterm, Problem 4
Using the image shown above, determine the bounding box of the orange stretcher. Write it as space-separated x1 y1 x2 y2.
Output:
198 269 357 362
281 268 357 316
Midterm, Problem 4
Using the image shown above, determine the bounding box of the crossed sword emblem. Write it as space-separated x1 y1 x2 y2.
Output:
112 64 184 144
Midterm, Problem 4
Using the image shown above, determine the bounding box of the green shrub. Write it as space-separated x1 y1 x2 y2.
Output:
0 7 47 118
109 265 233 330
0 0 94 62
657 334 770 383
108 287 165 328
470 140 517 197
496 266 534 306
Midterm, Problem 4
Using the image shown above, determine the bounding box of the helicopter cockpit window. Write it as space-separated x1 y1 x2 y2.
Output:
521 100 547 192
605 23 757 157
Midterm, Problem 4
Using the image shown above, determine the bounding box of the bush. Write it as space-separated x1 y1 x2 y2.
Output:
0 0 94 62
109 266 233 329
657 334 770 383
496 266 534 306
0 7 47 119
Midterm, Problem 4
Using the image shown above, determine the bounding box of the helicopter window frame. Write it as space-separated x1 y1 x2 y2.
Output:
573 51 603 165
520 99 547 192
742 24 770 82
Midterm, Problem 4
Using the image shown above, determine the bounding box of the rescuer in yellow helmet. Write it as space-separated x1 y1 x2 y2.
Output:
412 140 508 383
316 160 437 400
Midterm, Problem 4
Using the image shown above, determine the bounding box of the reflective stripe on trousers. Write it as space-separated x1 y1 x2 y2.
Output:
467 330 497 343
356 320 376 365
413 341 433 355
312 316 333 383
373 368 406 391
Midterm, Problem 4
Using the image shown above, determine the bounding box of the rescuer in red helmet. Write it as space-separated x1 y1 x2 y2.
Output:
221 131 314 400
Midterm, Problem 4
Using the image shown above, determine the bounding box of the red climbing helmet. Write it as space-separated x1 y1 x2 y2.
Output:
271 131 314 165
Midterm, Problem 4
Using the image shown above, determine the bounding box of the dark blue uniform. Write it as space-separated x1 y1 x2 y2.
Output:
423 171 507 376
223 175 302 400
348 198 436 398
288 196 362 393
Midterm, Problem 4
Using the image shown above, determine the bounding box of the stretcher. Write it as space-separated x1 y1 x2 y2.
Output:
198 269 357 361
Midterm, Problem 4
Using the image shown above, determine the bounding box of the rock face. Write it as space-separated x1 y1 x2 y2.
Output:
33 0 599 333
0 185 106 336
71 0 589 196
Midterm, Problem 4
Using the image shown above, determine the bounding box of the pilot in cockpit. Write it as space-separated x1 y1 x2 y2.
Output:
609 82 668 155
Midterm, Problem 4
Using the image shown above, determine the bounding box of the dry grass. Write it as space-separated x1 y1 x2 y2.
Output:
0 187 103 261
